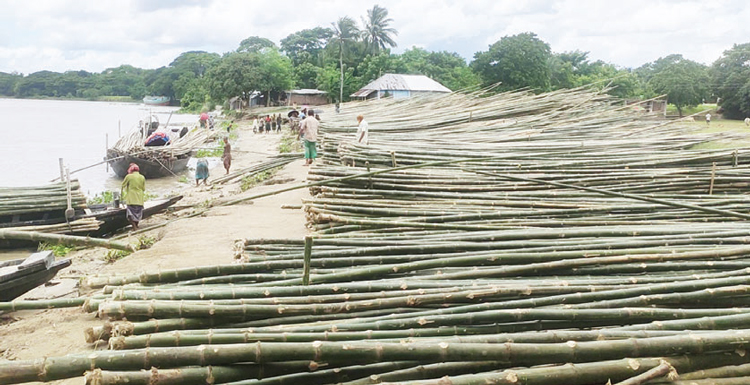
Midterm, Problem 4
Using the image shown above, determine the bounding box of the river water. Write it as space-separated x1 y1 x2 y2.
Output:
0 98 200 197
0 98 204 260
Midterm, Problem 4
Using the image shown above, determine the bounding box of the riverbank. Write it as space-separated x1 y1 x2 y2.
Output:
0 116 311 384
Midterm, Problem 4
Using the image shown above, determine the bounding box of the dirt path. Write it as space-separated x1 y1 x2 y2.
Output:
0 119 311 384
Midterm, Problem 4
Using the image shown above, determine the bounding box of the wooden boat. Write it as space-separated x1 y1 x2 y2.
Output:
0 195 183 248
107 120 213 179
142 96 171 106
82 195 183 236
0 251 71 301
106 151 192 179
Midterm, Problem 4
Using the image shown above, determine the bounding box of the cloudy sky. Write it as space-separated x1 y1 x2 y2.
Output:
1 0 748 75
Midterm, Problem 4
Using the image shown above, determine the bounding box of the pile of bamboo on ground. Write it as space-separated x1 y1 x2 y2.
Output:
211 153 303 185
108 124 216 162
0 181 87 217
6 88 750 384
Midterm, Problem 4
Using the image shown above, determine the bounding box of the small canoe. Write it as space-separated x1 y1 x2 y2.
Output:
0 251 71 301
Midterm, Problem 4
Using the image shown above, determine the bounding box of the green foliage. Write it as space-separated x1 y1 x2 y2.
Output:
87 191 114 205
643 55 709 116
104 249 130 263
38 242 74 257
472 32 552 92
710 42 750 119
137 235 156 250
281 27 333 66
240 167 281 191
398 48 480 91
237 36 277 53
294 62 321 89
207 49 294 105
361 5 398 55
329 16 361 103
317 65 359 103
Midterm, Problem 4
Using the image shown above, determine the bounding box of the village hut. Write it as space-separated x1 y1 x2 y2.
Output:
350 73 451 100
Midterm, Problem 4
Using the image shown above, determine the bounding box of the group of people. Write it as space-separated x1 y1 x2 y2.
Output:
252 114 283 134
195 137 231 186
297 111 369 166
121 110 370 230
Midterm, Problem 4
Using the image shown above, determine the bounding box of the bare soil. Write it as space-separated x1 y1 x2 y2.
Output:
0 121 311 384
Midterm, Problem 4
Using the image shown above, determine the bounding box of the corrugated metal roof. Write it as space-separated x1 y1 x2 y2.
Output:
288 89 327 95
352 74 451 97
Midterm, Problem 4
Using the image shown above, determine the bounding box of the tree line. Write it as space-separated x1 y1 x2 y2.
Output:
1 5 749 119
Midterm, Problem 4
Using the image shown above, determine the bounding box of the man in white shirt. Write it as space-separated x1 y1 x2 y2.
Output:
356 115 369 145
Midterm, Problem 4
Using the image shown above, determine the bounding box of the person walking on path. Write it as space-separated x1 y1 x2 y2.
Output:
299 109 319 166
222 137 232 174
195 159 209 186
356 115 369 145
121 163 146 230
706 113 711 125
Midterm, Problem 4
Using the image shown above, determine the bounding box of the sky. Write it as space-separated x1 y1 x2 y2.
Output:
1 0 749 75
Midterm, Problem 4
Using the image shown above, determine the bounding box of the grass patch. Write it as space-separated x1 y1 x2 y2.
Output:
104 249 131 263
38 242 74 257
688 118 750 150
178 175 190 184
666 103 716 117
240 167 282 191
279 131 303 154
137 235 156 250
87 191 115 205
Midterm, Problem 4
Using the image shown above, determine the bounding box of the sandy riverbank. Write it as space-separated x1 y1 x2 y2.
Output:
0 117 312 384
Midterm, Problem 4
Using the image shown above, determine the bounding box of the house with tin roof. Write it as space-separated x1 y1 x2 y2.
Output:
351 73 451 100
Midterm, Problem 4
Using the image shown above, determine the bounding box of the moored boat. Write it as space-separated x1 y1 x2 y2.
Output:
107 118 214 179
0 251 71 301
142 96 171 106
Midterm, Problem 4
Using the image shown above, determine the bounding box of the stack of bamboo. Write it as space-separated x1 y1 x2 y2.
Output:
108 124 216 165
0 181 87 217
7 88 750 384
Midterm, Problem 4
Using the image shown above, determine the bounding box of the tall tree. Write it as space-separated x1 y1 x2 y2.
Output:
710 42 750 119
237 36 277 53
471 32 551 92
643 55 708 117
361 4 398 55
329 16 360 103
280 27 333 66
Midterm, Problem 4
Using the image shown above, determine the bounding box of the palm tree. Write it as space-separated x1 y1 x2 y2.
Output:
330 16 359 105
361 5 398 55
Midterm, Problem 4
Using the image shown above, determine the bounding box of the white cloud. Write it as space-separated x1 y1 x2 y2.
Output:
0 0 749 74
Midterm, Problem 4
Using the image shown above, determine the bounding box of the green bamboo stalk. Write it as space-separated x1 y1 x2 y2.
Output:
7 332 750 383
613 360 674 385
0 230 134 251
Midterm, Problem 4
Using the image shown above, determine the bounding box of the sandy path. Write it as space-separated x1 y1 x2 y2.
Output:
0 120 311 384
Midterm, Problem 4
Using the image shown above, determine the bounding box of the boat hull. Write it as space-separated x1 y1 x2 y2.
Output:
107 152 191 179
0 196 183 248
0 251 71 301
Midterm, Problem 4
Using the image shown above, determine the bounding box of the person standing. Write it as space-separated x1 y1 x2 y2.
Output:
276 114 282 133
195 159 209 186
265 115 272 134
252 116 259 133
356 115 369 145
299 109 319 166
222 137 232 174
706 113 711 125
121 163 146 230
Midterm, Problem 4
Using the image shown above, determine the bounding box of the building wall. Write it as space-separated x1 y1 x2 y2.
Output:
289 94 328 106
